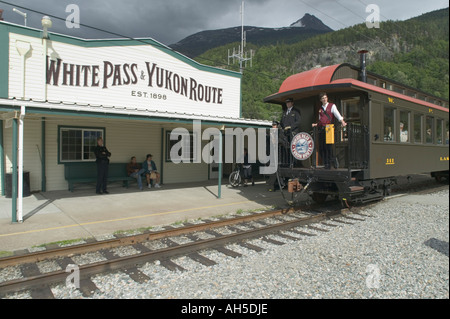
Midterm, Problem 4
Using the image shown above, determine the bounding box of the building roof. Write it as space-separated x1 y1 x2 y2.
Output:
0 98 271 127
0 20 241 79
1 21 256 124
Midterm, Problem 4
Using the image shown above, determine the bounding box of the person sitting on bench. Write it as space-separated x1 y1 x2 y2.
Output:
127 156 146 190
142 154 161 189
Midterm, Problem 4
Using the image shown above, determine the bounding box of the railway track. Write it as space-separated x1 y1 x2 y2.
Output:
0 203 359 298
0 182 447 299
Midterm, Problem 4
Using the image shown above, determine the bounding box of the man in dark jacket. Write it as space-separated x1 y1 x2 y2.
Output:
280 98 301 166
280 98 301 135
94 137 111 194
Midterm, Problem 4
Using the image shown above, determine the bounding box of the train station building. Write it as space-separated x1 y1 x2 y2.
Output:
0 20 270 223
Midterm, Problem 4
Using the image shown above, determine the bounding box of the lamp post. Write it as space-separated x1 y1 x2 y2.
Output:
13 8 27 26
41 16 52 39
14 40 31 223
218 125 225 199
41 16 52 101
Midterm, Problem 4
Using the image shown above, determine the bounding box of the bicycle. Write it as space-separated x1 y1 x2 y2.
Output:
229 164 242 187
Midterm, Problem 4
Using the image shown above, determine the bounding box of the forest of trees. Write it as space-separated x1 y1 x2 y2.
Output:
195 8 449 121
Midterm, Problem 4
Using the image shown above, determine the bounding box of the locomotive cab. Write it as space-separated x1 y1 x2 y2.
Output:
272 91 372 205
264 62 449 205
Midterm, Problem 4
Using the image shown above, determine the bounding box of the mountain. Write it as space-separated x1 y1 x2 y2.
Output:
170 14 333 58
195 8 449 120
289 13 332 31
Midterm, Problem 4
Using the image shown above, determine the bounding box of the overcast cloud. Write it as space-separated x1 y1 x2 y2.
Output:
0 0 448 45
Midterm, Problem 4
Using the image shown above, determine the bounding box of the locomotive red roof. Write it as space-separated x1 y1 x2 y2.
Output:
277 64 341 94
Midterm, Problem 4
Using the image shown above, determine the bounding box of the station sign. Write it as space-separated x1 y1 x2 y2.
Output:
8 32 241 119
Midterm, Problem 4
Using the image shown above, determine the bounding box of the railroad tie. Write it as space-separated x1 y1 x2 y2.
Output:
238 242 264 252
79 278 100 297
132 242 152 253
159 259 186 272
123 266 151 284
342 215 365 222
187 252 217 266
262 237 285 246
307 225 329 232
276 232 300 241
20 263 54 299
99 249 119 260
225 226 243 233
55 257 99 298
331 219 354 225
321 222 338 227
204 229 223 237
288 229 316 237
214 246 242 258
351 211 373 218
28 286 55 299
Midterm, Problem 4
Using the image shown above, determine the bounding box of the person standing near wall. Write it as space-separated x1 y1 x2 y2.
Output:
312 92 346 169
280 98 301 166
94 137 111 194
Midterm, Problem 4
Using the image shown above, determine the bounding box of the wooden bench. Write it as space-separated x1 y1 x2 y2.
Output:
64 162 146 192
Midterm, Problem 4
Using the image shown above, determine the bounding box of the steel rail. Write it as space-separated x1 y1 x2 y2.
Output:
0 183 446 297
0 207 346 296
0 205 305 269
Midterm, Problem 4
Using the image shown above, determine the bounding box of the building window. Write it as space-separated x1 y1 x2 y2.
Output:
384 106 395 142
166 131 198 162
436 119 443 145
425 116 434 144
342 97 361 124
414 114 422 143
59 127 104 162
393 86 404 94
399 111 410 143
446 121 449 145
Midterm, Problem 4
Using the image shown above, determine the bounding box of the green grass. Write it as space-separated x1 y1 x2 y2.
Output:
0 251 13 258
113 226 154 236
171 219 188 226
32 238 87 248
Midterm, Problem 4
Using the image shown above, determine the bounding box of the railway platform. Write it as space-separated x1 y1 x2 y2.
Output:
0 180 291 253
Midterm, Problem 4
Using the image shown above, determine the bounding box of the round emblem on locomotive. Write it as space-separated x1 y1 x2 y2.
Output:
291 132 314 160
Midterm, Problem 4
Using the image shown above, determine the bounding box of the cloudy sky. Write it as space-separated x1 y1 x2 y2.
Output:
0 0 448 45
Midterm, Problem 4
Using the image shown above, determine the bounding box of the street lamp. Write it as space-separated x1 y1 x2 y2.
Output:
41 16 52 39
41 16 52 101
13 8 27 26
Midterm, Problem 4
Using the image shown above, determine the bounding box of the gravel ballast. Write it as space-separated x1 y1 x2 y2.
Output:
4 188 449 299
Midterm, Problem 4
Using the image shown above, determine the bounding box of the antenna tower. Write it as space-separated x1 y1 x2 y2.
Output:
228 0 254 73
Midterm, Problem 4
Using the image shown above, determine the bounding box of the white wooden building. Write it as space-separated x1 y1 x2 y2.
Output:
0 21 270 219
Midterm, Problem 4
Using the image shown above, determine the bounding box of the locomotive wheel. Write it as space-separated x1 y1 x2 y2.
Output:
229 171 241 188
311 192 328 203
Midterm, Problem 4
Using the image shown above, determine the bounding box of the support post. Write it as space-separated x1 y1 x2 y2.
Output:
17 106 25 223
12 118 18 223
41 117 46 192
0 119 4 197
218 131 223 199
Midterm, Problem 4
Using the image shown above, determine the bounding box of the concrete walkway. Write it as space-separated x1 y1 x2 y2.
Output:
0 180 290 252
